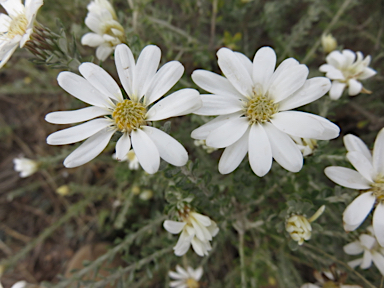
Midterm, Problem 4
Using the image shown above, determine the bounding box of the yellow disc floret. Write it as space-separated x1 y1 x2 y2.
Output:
186 278 199 288
112 99 147 132
7 14 28 39
245 92 279 124
372 178 384 201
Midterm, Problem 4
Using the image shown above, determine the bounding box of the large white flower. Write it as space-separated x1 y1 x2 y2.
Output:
46 44 201 174
191 46 339 177
164 209 219 257
169 265 203 288
81 0 125 61
0 0 43 68
319 49 376 100
324 129 384 246
343 227 384 276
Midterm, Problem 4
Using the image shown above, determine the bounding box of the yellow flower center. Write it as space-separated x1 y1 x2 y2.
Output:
371 178 384 201
112 99 147 132
245 91 279 124
7 14 28 39
186 278 199 288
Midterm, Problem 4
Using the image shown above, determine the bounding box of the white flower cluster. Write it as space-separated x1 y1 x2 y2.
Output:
81 0 125 61
164 209 219 257
325 129 384 246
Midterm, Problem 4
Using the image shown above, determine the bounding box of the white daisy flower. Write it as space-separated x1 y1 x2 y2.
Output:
163 208 219 257
45 44 202 174
0 0 43 68
13 157 39 178
112 149 140 170
324 128 384 246
319 49 376 100
81 0 125 61
169 265 203 288
286 205 325 245
343 226 384 276
191 46 339 177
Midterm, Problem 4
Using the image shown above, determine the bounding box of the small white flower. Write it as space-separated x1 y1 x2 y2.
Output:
81 0 125 61
290 136 317 156
45 44 202 174
301 269 362 288
321 33 337 54
169 265 203 288
193 139 217 154
343 227 384 276
0 0 43 68
324 128 384 246
191 46 339 177
113 149 140 170
164 209 219 257
319 49 376 100
286 205 325 245
13 157 39 178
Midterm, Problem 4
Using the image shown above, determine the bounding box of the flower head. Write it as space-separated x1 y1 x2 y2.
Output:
81 0 125 61
191 46 339 177
163 208 219 257
0 0 43 68
301 267 362 288
290 136 317 156
321 33 337 54
286 205 325 245
113 149 140 170
319 49 376 100
324 128 384 246
169 265 203 288
343 226 384 276
45 44 201 174
13 157 39 178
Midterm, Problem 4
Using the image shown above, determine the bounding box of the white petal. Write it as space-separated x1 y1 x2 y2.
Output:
174 231 193 256
373 128 384 177
175 265 189 278
190 218 211 241
46 119 112 145
218 129 249 174
329 81 346 100
81 33 104 47
347 151 375 182
79 62 123 102
192 267 203 281
252 47 276 96
0 43 17 69
268 64 308 103
234 51 253 77
373 203 384 247
300 284 319 288
324 167 372 189
10 281 28 288
342 49 356 67
343 241 364 255
115 133 131 161
57 72 112 108
270 111 325 139
63 129 115 168
361 250 373 269
142 126 188 166
263 122 303 172
191 70 243 98
1 0 24 17
343 192 375 231
133 45 161 101
348 258 363 269
360 234 377 250
359 67 376 80
163 220 186 234
144 61 184 106
191 112 242 140
248 123 272 177
45 107 109 124
190 212 211 227
302 114 340 140
96 45 113 61
278 77 331 111
348 79 362 96
343 134 372 161
115 44 135 99
194 94 243 116
190 237 206 256
217 47 253 97
372 251 384 276
146 89 201 121
206 117 249 148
